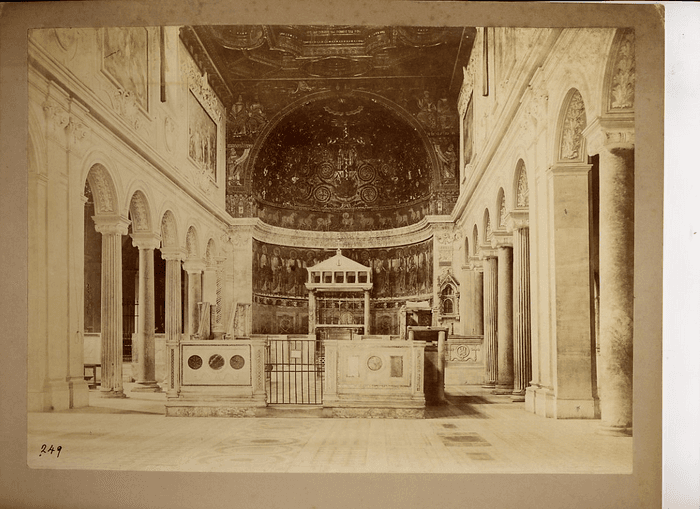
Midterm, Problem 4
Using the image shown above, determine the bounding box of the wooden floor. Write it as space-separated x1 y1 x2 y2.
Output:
27 384 632 473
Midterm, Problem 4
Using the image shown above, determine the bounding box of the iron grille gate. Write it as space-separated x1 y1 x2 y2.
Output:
265 337 324 405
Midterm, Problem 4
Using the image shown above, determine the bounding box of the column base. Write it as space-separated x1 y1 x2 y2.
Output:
131 381 163 393
97 389 127 398
45 380 71 411
524 385 538 413
493 384 514 395
69 378 90 408
481 382 496 389
511 389 526 402
597 424 632 437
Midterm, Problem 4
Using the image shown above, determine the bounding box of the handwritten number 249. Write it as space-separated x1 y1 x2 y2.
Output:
39 444 61 457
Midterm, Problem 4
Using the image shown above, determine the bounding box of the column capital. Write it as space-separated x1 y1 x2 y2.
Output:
582 114 635 155
468 256 484 270
491 230 513 248
182 259 206 273
547 162 592 177
130 232 161 251
161 247 186 261
93 214 130 236
506 209 530 231
480 246 498 259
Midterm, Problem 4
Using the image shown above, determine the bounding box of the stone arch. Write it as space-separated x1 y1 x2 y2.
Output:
160 210 179 249
556 88 588 163
602 28 635 114
85 163 120 215
512 159 529 210
496 188 507 230
128 190 153 233
185 225 200 260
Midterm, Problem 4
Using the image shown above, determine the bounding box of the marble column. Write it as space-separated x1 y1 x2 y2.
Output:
93 215 130 397
598 146 634 436
481 251 498 388
510 213 532 402
308 290 316 335
462 258 484 336
494 239 514 395
131 233 161 392
436 329 447 403
183 260 204 338
364 290 371 335
584 118 635 434
161 248 184 397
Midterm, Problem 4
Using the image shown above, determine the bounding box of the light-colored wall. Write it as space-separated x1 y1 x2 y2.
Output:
452 27 621 418
28 27 233 411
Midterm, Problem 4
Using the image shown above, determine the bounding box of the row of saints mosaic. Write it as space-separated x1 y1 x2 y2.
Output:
252 239 434 299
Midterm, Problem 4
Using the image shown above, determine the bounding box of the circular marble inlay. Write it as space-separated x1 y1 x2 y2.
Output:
188 355 203 370
367 355 383 371
209 354 225 370
230 355 245 370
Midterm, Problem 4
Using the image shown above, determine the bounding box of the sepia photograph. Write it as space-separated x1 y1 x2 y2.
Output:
1 1 674 508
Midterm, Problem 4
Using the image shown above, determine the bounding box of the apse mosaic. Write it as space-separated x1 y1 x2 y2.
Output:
251 95 433 230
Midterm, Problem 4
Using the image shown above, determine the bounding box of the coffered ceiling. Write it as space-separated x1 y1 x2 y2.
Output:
181 25 475 110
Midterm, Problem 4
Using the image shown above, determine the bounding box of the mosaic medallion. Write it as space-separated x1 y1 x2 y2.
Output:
209 354 225 370
367 356 383 371
230 355 245 370
188 355 203 370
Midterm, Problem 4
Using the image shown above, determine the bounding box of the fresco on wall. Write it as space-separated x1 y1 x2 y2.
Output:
188 91 217 179
251 95 434 230
252 238 433 300
103 27 148 109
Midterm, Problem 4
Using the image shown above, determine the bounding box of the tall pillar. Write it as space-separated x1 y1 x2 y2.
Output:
494 237 514 395
162 248 184 398
364 290 371 335
509 212 531 402
93 215 130 397
462 258 484 336
481 251 498 388
308 290 316 335
598 146 634 436
183 260 204 337
131 233 161 392
584 117 635 435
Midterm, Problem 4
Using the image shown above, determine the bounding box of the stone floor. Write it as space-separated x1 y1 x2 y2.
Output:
27 384 632 474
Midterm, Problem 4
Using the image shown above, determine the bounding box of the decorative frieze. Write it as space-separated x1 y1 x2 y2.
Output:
112 88 142 131
181 53 224 123
516 165 530 208
42 98 70 132
609 29 635 111
559 89 587 161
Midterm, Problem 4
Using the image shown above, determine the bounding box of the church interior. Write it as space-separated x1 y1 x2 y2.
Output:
26 22 641 474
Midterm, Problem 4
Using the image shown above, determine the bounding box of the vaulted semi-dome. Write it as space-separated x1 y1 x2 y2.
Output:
251 93 434 231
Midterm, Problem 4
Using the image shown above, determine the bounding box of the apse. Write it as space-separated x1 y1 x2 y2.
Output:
250 93 434 231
